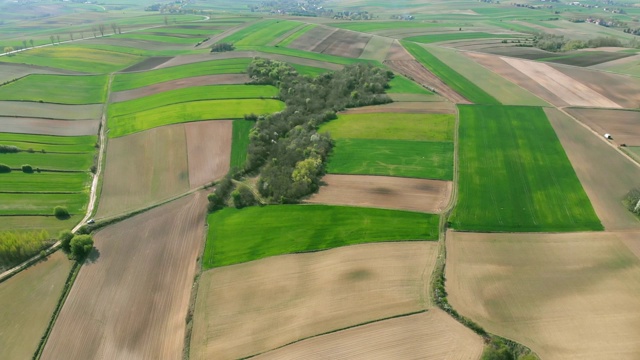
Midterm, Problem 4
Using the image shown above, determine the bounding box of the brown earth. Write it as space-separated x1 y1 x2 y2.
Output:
311 29 372 58
253 309 484 360
119 56 172 73
0 251 72 360
306 174 452 213
501 57 621 108
0 117 100 136
446 230 640 360
551 64 640 109
96 124 190 218
388 93 445 102
185 120 232 188
0 101 102 120
288 25 338 52
341 101 455 114
109 74 250 103
545 108 640 230
466 52 569 105
42 192 208 360
359 35 395 62
384 41 469 104
190 242 438 360
565 108 640 146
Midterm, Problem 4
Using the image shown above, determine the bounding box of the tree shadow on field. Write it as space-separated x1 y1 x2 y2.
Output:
85 247 100 264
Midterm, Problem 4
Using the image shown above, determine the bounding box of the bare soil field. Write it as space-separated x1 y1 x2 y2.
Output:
545 108 640 230
288 26 338 52
389 93 445 102
551 64 640 109
120 56 172 72
0 117 100 136
0 251 72 360
155 51 342 71
341 101 455 114
190 242 438 360
384 41 469 104
501 57 622 108
447 230 640 360
311 29 372 58
466 52 569 105
0 63 73 83
306 174 452 213
42 192 208 360
253 309 484 360
110 74 250 103
185 120 232 188
0 101 102 120
96 124 190 218
565 108 640 146
358 35 394 62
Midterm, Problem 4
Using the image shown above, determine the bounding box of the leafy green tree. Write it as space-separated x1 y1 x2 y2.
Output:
3 46 14 55
232 185 257 209
0 164 11 173
21 164 33 173
53 206 70 219
70 235 94 260
58 230 74 252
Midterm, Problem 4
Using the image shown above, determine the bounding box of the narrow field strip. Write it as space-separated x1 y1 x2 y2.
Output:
277 24 317 47
203 205 439 268
0 102 103 120
108 99 284 138
108 85 278 117
0 133 97 153
221 19 302 47
0 192 86 216
0 74 108 104
451 105 602 232
0 172 91 193
111 58 252 92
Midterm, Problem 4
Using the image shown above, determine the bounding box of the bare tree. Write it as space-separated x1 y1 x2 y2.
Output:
69 32 73 41
49 35 55 45
29 39 34 47
92 27 97 38
22 40 27 49
98 24 105 37
111 23 117 34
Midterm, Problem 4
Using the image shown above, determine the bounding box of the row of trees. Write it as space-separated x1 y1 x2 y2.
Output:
58 231 94 260
0 230 52 269
532 34 624 52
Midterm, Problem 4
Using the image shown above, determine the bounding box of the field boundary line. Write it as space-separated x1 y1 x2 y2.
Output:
241 310 428 359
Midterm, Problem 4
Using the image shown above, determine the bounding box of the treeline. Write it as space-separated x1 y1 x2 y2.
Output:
208 58 392 209
210 42 234 52
0 145 19 153
0 230 52 269
532 34 624 52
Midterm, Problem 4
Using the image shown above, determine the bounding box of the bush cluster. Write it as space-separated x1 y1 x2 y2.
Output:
59 230 94 260
0 144 19 153
0 230 52 269
625 188 640 215
210 42 234 52
0 164 10 173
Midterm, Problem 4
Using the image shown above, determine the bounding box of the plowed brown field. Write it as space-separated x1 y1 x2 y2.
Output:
311 29 372 58
110 74 250 102
42 192 208 360
565 108 640 146
289 26 338 52
384 41 468 104
446 230 640 360
306 174 452 213
185 120 232 188
190 242 438 360
253 309 484 360
545 108 640 230
96 124 190 218
0 117 100 136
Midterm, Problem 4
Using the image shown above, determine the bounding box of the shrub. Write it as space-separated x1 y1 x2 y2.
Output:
21 164 33 173
0 145 19 153
0 230 51 269
58 230 74 252
0 164 10 173
210 42 234 52
69 234 94 260
232 184 257 209
53 206 70 219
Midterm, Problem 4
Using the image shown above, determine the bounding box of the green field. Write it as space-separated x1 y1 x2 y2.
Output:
330 21 445 33
250 46 376 66
328 138 453 180
230 120 253 170
450 105 602 232
0 151 93 171
291 64 331 77
0 172 91 192
73 43 203 57
109 99 285 137
0 192 86 215
0 133 97 153
401 41 500 105
388 74 433 94
278 23 316 47
203 205 439 268
111 58 252 91
319 113 454 142
0 46 142 73
113 33 207 44
537 51 634 67
0 74 107 104
406 32 521 44
221 19 301 46
109 85 278 117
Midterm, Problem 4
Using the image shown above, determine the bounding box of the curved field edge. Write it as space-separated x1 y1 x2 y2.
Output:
202 205 440 268
450 105 602 232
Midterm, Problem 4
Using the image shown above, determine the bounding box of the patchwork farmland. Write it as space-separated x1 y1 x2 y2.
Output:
2 1 640 359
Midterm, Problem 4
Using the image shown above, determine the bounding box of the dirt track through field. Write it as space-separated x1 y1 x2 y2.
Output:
446 230 640 360
501 57 622 108
384 41 468 104
0 117 100 136
253 309 484 360
109 74 250 102
190 242 438 360
566 108 640 146
545 108 640 230
306 174 452 213
42 192 208 360
185 120 232 188
341 101 455 114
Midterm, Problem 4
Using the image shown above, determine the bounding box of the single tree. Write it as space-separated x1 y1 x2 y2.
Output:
111 23 117 34
58 230 74 252
98 24 105 36
92 27 97 38
70 235 94 260
3 46 14 55
49 35 55 45
22 40 27 49
29 39 34 47
21 164 33 173
53 206 70 219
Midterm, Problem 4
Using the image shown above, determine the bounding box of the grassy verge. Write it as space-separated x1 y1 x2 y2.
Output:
203 205 439 268
230 120 253 170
